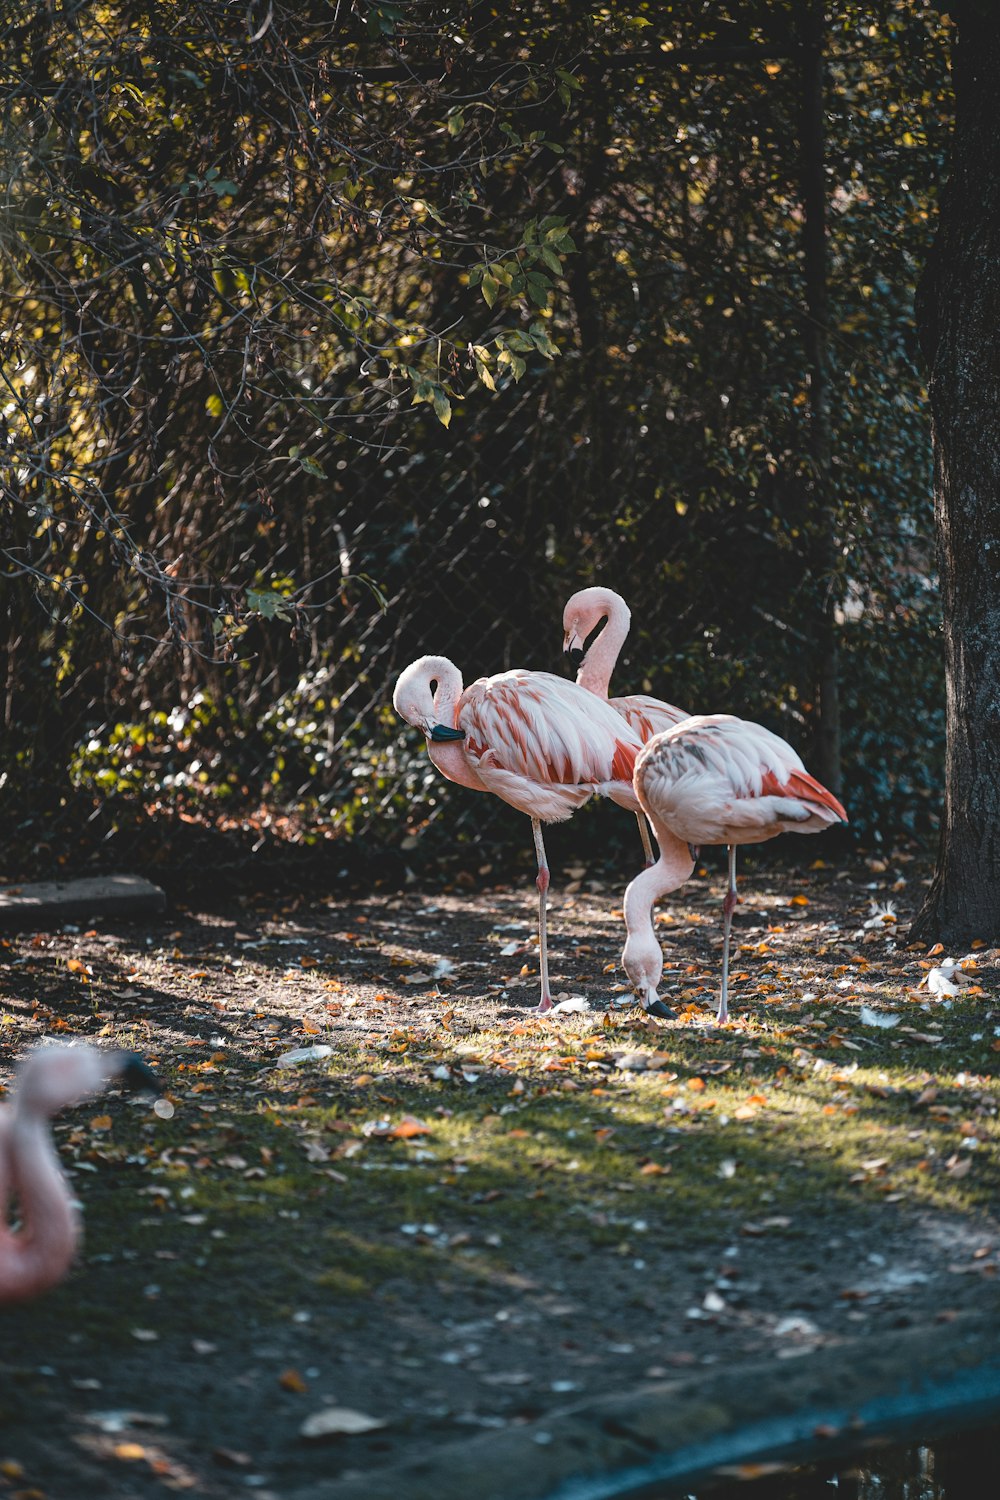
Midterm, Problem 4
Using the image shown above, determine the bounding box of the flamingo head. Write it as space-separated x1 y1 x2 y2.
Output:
392 655 465 740
11 1045 161 1119
562 587 630 669
622 925 665 1013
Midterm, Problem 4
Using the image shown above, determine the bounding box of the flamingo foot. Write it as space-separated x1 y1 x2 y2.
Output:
533 995 554 1016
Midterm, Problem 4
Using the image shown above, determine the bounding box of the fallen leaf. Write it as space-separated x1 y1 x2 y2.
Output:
275 1045 333 1069
859 1006 901 1028
279 1368 309 1393
300 1407 387 1440
386 1116 432 1140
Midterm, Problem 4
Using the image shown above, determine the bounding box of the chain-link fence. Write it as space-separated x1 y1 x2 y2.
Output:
1 335 943 892
0 2 948 885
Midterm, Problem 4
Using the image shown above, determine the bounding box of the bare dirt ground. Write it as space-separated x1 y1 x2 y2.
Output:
1 848 999 1498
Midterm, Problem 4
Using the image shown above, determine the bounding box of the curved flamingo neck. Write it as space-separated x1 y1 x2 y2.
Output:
577 595 631 698
623 828 696 939
0 1111 79 1305
425 666 485 792
428 658 464 723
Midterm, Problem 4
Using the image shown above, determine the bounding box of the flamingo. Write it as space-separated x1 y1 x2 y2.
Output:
622 715 847 1023
392 655 643 1013
562 586 690 865
0 1045 161 1304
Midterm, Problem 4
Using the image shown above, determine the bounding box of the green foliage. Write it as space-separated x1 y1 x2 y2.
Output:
0 1 954 861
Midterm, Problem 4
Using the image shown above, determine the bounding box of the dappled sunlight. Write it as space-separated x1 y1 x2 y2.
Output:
1 862 998 1493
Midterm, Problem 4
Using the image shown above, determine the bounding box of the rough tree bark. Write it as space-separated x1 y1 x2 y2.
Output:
911 4 1000 944
800 0 843 798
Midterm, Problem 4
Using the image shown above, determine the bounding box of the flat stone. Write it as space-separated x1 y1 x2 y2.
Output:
0 874 166 930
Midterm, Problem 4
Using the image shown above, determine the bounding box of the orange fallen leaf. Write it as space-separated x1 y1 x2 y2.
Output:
114 1442 147 1461
640 1162 671 1176
279 1368 309 1393
790 895 809 907
688 1077 706 1092
89 1114 112 1131
302 1018 321 1035
388 1116 431 1140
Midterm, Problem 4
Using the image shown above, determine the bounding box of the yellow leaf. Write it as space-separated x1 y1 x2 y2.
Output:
279 1368 309 1393
89 1114 112 1131
114 1442 147 1461
790 895 809 907
302 1018 321 1035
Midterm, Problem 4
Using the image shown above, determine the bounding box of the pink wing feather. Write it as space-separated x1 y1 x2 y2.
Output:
636 715 847 846
458 671 641 822
611 693 690 744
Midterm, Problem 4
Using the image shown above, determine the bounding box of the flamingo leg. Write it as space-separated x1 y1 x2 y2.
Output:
531 818 554 1014
636 813 655 868
718 844 738 1023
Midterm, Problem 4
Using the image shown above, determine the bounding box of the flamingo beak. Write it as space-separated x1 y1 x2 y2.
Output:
564 631 585 671
429 724 465 742
642 992 678 1021
116 1053 163 1095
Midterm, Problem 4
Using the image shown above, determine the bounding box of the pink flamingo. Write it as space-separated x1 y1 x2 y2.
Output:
0 1045 161 1304
563 586 690 865
393 655 643 1013
622 715 847 1022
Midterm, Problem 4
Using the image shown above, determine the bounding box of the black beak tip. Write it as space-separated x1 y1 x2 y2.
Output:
566 647 586 671
119 1054 163 1096
429 723 466 742
645 999 678 1021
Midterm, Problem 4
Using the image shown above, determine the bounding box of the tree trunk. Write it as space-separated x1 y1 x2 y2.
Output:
800 0 842 798
911 5 1000 944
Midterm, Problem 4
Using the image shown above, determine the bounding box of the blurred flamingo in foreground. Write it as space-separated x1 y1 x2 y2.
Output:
393 655 643 1012
0 1045 160 1304
623 715 847 1022
563 586 690 865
